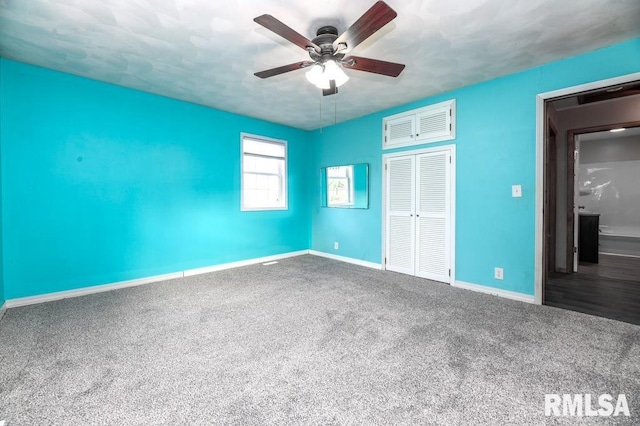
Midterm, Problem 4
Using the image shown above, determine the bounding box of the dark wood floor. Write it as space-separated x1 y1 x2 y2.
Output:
578 254 640 281
546 255 640 325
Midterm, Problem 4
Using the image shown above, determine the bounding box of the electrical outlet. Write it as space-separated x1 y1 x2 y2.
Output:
512 185 522 198
494 267 504 280
334 242 339 250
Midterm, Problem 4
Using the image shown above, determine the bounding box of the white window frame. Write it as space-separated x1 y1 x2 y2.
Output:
240 133 288 211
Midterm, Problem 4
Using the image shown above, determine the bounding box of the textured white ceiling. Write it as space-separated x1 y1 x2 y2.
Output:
1 0 639 130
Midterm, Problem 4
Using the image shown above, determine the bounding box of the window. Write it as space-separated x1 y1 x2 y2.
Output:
241 134 287 210
327 165 354 207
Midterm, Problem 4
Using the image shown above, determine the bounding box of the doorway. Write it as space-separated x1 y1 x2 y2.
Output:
573 126 640 279
537 76 640 324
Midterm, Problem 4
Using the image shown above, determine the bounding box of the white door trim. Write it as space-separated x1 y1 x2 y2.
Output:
573 135 581 273
534 71 640 305
381 144 456 284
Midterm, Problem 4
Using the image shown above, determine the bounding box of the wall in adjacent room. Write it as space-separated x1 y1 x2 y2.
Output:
310 37 640 296
579 134 640 230
553 95 640 269
0 59 311 300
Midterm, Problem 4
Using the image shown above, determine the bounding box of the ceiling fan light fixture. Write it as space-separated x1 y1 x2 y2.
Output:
305 61 349 89
324 60 349 87
254 2 404 96
305 64 327 88
315 79 331 90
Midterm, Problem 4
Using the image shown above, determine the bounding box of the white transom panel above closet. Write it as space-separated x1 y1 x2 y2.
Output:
383 100 456 149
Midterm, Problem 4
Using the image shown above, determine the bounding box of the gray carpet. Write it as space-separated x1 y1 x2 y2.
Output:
0 255 638 425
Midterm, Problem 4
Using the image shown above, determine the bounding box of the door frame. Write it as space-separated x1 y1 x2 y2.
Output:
534 71 640 305
381 144 456 284
572 134 581 273
542 117 558 296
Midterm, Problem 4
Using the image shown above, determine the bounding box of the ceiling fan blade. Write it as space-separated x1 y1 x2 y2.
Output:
254 61 314 79
322 80 338 96
254 14 320 53
342 56 405 77
333 1 397 52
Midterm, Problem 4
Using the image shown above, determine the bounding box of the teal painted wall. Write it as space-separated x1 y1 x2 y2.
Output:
1 37 638 301
0 123 3 307
0 61 3 307
0 59 311 299
311 37 640 296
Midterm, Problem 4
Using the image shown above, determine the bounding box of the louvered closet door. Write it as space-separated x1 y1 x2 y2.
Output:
385 156 416 275
415 152 451 283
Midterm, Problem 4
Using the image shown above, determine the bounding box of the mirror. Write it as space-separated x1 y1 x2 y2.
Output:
321 163 369 209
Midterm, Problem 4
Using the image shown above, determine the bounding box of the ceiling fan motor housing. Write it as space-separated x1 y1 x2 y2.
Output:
309 26 344 62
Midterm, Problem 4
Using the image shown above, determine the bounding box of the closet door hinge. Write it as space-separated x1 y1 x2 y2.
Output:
448 269 451 277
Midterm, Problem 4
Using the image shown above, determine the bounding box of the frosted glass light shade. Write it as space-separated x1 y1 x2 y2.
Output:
305 64 330 89
324 60 349 87
305 61 349 89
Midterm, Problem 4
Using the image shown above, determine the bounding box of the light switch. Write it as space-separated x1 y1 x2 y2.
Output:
512 185 522 198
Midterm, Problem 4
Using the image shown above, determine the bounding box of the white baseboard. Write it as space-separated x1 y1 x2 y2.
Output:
0 302 7 321
453 280 535 304
5 252 535 312
5 250 309 309
308 250 382 270
6 271 184 309
183 250 309 277
600 252 640 259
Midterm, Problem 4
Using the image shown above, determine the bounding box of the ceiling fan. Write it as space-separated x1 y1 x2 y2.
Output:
254 1 405 96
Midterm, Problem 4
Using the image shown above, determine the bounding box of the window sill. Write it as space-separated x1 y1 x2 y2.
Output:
241 206 288 212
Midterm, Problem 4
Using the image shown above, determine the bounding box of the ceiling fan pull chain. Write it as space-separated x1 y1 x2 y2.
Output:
320 90 323 133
